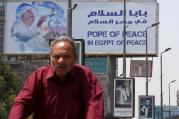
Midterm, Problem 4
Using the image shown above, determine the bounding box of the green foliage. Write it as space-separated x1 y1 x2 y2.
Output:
0 55 21 119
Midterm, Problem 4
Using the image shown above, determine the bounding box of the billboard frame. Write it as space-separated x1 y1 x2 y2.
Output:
113 77 135 117
138 95 155 119
74 39 85 65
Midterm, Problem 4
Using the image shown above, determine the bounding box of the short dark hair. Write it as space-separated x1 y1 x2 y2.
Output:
50 36 77 57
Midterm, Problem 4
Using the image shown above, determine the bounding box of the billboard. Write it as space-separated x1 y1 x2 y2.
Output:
4 1 68 54
72 2 159 56
114 77 135 117
130 60 153 77
139 95 155 119
4 1 159 56
85 57 108 74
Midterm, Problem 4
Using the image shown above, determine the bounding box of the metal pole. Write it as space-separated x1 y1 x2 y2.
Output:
169 80 176 119
169 82 171 119
160 53 163 119
160 47 171 119
123 0 126 78
67 0 72 37
145 22 159 96
145 27 149 96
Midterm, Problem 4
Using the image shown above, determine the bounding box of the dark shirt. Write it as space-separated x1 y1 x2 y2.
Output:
8 64 104 119
140 105 152 118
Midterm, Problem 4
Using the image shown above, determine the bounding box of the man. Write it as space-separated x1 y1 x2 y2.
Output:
115 81 130 106
140 98 152 118
8 36 104 119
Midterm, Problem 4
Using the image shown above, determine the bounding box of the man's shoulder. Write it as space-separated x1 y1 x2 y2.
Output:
32 65 54 77
31 65 54 79
72 64 98 83
72 64 94 79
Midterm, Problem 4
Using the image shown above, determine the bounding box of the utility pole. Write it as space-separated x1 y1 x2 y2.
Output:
67 0 72 37
145 22 160 95
168 80 176 119
160 47 171 119
123 0 126 78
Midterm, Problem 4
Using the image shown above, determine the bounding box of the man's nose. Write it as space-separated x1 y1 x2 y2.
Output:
58 57 64 63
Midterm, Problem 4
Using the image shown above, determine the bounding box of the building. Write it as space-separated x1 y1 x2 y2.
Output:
155 106 179 119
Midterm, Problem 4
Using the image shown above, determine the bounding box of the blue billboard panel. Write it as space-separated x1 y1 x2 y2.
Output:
85 57 108 74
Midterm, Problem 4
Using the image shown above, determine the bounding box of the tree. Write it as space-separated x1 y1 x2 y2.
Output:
0 55 21 119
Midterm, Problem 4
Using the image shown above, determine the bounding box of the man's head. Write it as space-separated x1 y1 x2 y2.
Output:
145 99 151 106
50 36 77 79
21 8 35 27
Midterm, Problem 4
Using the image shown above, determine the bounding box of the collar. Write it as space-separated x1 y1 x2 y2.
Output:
45 65 78 81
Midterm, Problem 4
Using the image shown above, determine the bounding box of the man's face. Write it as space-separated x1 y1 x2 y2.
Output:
50 41 76 79
145 99 150 106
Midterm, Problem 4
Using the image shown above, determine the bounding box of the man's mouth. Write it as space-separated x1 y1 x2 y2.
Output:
56 66 66 71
